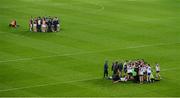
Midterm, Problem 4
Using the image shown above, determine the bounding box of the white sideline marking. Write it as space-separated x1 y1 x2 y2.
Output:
0 77 101 92
0 42 180 63
0 67 178 93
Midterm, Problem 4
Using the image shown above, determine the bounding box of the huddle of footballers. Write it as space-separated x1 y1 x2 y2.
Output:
29 16 60 32
103 59 161 84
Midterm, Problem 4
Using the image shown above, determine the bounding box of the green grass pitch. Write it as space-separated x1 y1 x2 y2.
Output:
0 0 180 97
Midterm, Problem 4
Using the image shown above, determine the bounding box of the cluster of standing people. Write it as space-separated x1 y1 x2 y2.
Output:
103 59 161 84
29 16 60 32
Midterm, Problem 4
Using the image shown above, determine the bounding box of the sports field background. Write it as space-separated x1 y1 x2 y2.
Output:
0 0 180 97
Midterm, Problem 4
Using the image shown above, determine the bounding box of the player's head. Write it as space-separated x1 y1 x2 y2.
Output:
115 61 118 64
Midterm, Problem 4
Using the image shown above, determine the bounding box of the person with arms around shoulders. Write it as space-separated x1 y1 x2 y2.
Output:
29 16 33 32
139 65 144 84
33 17 37 32
41 17 47 32
37 17 42 32
118 62 123 77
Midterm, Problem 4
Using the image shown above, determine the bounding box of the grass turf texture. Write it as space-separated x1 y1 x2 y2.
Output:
0 0 180 97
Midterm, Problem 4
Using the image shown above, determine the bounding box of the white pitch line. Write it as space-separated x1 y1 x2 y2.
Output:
0 42 179 63
0 77 101 92
0 52 90 63
161 68 180 71
0 67 179 93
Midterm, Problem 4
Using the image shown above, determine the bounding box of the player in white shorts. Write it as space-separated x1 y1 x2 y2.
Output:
42 18 47 32
33 20 37 32
146 64 151 83
120 76 128 82
127 65 132 80
139 66 144 84
56 17 60 32
155 63 161 79
29 17 33 32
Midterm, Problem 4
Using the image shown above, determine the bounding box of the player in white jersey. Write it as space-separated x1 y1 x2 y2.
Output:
139 66 144 84
142 65 147 81
146 64 151 83
33 19 37 32
41 18 47 32
120 76 128 82
155 63 161 79
127 65 132 80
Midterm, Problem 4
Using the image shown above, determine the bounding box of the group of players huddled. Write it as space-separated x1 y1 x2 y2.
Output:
103 59 161 84
29 16 60 32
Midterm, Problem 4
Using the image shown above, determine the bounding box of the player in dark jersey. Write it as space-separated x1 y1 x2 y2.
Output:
118 62 123 77
52 17 56 32
47 16 52 32
104 60 109 78
37 17 42 32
